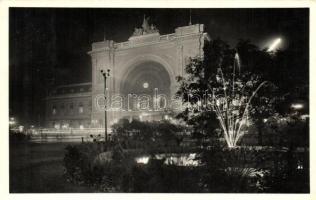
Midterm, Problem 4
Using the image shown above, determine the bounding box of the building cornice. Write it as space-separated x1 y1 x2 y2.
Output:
88 24 205 55
54 82 92 89
45 93 91 100
88 32 205 55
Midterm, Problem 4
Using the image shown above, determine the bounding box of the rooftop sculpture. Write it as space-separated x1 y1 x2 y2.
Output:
132 15 159 36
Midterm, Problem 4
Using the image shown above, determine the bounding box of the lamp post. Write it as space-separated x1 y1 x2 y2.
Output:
100 69 110 144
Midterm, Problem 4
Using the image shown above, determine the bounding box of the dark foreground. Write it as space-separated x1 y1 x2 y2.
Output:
9 140 309 193
9 142 93 193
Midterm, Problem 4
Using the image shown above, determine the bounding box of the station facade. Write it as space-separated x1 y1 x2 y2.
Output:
45 19 207 129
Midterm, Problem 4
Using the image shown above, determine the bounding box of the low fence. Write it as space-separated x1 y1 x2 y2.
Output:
29 128 192 143
29 128 108 143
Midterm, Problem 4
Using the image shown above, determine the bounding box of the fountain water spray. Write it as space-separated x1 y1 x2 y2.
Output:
212 52 267 148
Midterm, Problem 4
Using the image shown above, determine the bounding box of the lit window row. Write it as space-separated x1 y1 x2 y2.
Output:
51 101 92 115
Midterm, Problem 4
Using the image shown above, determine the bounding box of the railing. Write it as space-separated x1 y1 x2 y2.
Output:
29 128 109 143
27 126 192 143
35 128 107 135
159 33 175 41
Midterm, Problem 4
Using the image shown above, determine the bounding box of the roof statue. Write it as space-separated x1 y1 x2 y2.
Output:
142 15 150 32
132 15 159 36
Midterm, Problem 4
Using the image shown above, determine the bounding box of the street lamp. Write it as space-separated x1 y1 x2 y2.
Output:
100 69 110 144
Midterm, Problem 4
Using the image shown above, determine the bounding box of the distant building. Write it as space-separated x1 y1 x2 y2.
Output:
45 19 208 128
45 82 92 129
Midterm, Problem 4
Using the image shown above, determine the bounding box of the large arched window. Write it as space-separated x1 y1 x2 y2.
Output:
120 61 171 112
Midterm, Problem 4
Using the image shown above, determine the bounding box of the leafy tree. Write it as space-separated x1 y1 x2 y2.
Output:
111 119 186 152
236 39 279 146
235 39 309 146
176 38 276 148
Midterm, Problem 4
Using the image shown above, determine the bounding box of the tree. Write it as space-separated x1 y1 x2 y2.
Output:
111 119 185 152
236 39 278 146
176 38 276 148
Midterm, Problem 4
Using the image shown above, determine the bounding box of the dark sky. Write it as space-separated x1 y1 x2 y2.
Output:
9 8 309 124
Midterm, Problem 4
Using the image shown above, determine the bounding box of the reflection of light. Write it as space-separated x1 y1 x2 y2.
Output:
263 118 268 123
19 125 24 133
112 119 118 124
135 154 200 166
154 96 161 103
54 124 60 129
141 112 149 117
164 115 169 120
301 114 309 120
140 112 149 122
9 117 16 125
135 156 149 164
291 103 304 110
297 161 303 170
163 153 199 166
280 118 287 122
143 82 149 89
268 38 282 52
62 124 69 129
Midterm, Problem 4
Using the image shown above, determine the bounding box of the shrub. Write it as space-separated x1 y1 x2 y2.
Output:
129 159 203 192
200 141 271 193
64 142 145 192
63 120 309 192
63 143 106 186
9 131 30 143
261 149 309 193
63 142 204 192
111 119 187 152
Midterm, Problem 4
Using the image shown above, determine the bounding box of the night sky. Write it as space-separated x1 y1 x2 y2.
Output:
9 8 309 125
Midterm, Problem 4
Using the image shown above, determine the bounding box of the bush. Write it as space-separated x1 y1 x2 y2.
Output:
63 142 204 192
64 142 145 192
129 159 203 192
111 119 187 151
261 149 309 193
199 140 309 193
200 144 265 192
9 131 30 143
63 121 309 192
63 143 106 186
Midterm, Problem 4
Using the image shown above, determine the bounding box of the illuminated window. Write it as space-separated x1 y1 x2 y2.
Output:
52 105 57 115
54 123 60 129
79 102 84 113
79 106 84 113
